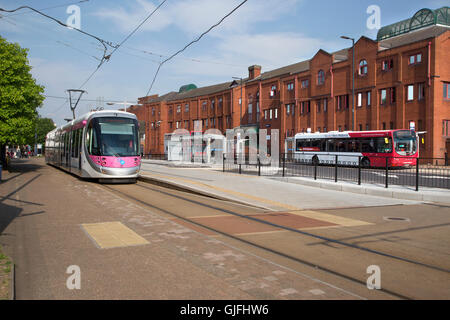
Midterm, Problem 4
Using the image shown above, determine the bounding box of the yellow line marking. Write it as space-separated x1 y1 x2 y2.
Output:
288 210 371 227
81 221 149 249
189 214 234 219
142 173 371 228
235 230 289 236
146 172 298 210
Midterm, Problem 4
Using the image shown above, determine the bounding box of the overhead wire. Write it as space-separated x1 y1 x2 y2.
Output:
145 0 248 96
2 0 91 17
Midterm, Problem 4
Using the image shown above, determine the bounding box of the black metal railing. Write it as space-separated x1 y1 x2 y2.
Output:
222 153 450 191
142 153 168 160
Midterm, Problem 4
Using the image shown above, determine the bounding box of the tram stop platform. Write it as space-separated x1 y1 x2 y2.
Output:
139 160 450 209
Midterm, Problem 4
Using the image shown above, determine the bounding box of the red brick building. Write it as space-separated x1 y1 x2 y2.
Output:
129 7 450 159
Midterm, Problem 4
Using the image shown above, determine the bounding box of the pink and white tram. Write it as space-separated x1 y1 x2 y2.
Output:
45 110 141 183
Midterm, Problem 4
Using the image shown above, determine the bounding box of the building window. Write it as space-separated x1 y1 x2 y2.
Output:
169 107 173 114
317 70 325 85
286 104 290 116
152 108 155 115
275 108 278 119
390 87 396 104
324 98 328 112
301 79 309 88
409 53 422 65
382 59 393 71
270 109 273 120
270 85 277 97
202 101 207 110
316 100 321 113
407 85 414 101
381 89 387 105
359 124 362 131
418 83 425 101
366 124 370 131
248 103 253 122
390 122 394 129
287 82 294 91
323 126 327 133
357 92 363 107
382 122 386 130
444 83 450 100
218 98 223 108
443 120 450 136
211 100 215 111
359 59 368 75
177 105 181 113
185 104 189 112
307 101 311 113
367 91 371 107
338 125 342 132
264 110 268 120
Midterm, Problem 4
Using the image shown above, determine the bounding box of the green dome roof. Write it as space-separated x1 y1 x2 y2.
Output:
377 7 450 41
178 84 197 93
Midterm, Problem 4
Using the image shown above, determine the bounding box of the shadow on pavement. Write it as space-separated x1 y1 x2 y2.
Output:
0 202 23 235
6 159 44 173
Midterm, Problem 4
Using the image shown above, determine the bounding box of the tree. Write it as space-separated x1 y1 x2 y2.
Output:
33 117 56 146
0 36 45 167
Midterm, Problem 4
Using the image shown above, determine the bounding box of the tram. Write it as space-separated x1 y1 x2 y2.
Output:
45 110 141 183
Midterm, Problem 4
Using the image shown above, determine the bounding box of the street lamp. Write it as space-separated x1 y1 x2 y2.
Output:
341 35 355 131
232 76 243 125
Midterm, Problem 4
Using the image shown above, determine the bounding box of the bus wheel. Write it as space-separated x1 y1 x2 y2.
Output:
361 158 370 168
312 156 319 166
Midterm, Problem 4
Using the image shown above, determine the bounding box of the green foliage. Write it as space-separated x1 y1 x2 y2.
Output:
33 117 56 145
0 36 45 146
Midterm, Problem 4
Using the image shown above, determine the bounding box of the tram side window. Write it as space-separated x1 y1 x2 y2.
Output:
73 131 77 158
86 122 100 156
78 129 82 156
65 133 69 155
71 131 75 157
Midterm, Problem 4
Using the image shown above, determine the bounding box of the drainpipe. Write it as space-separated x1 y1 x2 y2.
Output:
428 41 431 86
330 65 334 98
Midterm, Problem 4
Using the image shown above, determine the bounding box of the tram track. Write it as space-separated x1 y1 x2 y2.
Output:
98 180 450 300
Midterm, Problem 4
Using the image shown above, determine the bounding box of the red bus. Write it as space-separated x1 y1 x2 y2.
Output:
293 129 418 167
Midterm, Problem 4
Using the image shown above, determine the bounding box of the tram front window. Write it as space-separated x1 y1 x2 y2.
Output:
87 117 139 157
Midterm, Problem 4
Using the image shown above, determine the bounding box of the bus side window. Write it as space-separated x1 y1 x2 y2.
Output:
327 139 335 152
311 139 320 150
321 140 327 152
361 138 373 152
336 139 346 152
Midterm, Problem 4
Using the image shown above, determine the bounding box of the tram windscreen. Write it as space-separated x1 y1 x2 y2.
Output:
87 117 139 157
393 130 417 155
